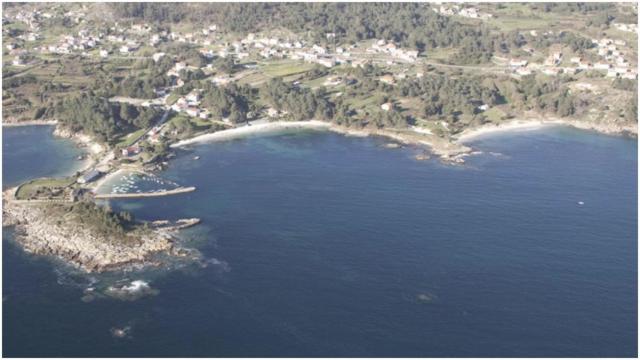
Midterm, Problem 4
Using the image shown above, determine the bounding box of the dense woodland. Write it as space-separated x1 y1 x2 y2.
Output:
110 3 498 63
50 92 161 143
61 201 135 240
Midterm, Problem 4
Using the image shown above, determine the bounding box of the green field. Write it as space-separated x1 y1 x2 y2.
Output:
261 60 315 78
482 106 508 123
16 177 76 199
116 128 148 147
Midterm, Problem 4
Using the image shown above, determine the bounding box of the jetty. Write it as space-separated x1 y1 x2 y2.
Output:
94 186 196 199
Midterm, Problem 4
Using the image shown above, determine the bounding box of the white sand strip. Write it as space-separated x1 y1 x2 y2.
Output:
455 119 565 143
171 120 331 148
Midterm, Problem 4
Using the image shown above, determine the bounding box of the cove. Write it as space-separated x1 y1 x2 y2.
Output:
3 126 637 357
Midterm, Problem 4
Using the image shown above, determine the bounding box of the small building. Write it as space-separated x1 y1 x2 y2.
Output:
315 56 335 68
378 75 395 85
12 55 26 66
381 102 394 111
121 145 141 157
509 59 528 68
186 92 201 104
77 170 102 184
516 67 532 76
152 52 166 62
199 110 210 119
185 107 200 117
542 67 560 76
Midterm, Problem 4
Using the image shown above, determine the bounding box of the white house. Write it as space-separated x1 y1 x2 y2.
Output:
152 52 166 62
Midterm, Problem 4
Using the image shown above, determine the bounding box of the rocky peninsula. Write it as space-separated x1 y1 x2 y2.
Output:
3 188 197 273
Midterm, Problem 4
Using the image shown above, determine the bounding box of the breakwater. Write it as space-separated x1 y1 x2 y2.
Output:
94 186 196 199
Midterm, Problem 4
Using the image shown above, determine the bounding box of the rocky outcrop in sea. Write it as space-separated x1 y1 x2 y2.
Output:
3 200 185 273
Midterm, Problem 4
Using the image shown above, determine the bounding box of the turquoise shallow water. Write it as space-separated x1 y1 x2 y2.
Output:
3 125 638 357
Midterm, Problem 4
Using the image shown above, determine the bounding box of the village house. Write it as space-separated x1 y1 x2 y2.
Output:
594 62 612 70
606 68 619 78
186 107 200 117
312 44 327 54
121 145 142 157
186 91 201 105
12 53 26 66
577 61 592 70
150 34 162 46
152 52 165 62
509 59 528 68
379 75 395 85
544 52 563 66
318 55 337 67
77 169 102 184
381 102 394 111
119 42 139 54
478 104 490 112
211 74 231 85
171 98 189 112
613 23 638 33
542 67 561 76
199 109 211 119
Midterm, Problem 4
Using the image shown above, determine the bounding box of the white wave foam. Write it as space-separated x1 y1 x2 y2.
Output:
104 279 159 301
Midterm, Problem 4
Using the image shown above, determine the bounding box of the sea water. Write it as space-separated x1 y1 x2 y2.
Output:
2 125 87 188
3 126 637 357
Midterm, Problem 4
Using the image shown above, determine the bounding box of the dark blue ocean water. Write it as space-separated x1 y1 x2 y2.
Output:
2 125 86 188
3 126 637 357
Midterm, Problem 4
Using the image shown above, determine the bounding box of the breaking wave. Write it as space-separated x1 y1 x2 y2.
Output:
104 280 159 301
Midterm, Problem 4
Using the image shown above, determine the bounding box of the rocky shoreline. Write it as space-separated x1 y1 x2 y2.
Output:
52 125 105 156
3 115 635 273
170 116 636 165
3 189 196 273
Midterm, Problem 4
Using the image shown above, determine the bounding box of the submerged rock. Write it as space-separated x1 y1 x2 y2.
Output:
110 326 131 339
416 292 437 304
104 280 159 301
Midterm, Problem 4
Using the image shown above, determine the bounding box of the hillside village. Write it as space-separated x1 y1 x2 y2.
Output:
3 2 638 176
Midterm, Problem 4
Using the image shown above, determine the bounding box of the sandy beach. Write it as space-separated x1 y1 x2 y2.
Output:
2 120 59 127
455 116 638 144
91 168 130 193
455 119 565 143
171 120 332 147
171 120 471 161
